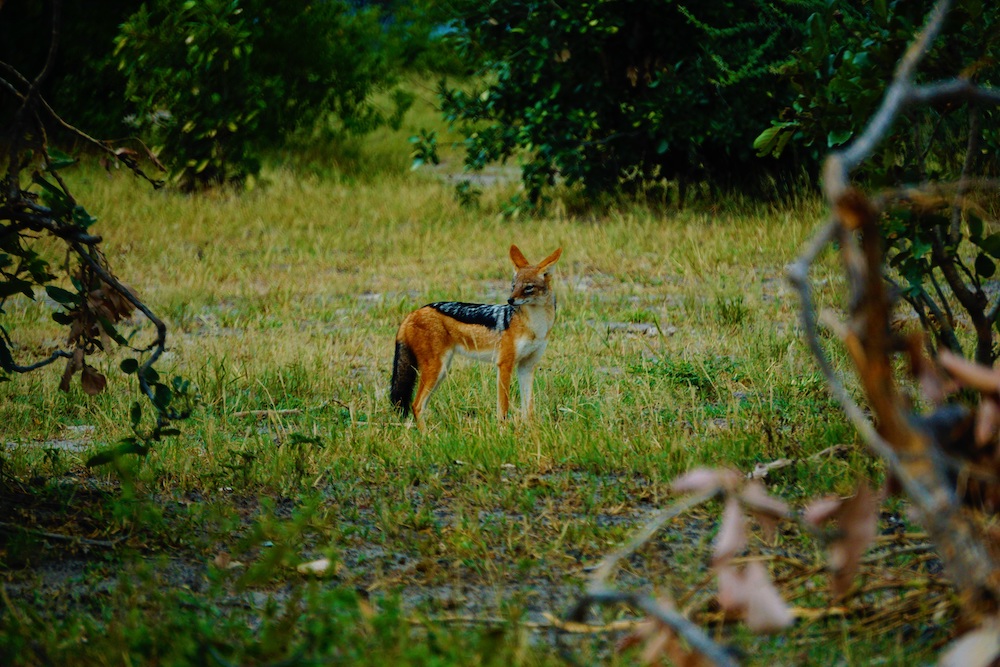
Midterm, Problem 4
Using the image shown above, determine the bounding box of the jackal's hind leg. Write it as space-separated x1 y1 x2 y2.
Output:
412 354 449 431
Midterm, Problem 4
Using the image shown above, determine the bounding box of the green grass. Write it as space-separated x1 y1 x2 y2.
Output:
0 88 949 665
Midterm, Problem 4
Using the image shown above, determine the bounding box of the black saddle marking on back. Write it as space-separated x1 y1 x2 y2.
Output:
428 301 514 331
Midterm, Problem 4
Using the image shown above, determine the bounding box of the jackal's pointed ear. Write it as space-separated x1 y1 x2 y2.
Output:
509 245 530 269
537 247 562 273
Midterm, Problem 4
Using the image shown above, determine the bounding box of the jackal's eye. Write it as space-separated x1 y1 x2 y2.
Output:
523 285 535 294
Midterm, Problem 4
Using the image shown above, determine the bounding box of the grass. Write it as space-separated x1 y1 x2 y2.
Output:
0 85 949 665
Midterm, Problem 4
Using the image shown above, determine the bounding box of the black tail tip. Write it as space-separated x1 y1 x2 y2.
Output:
390 340 417 417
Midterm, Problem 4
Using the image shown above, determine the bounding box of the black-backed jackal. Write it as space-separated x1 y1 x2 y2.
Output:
391 245 562 430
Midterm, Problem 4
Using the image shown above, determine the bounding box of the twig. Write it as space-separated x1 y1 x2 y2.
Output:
564 487 739 667
0 520 124 548
589 488 719 586
747 444 851 479
232 409 303 418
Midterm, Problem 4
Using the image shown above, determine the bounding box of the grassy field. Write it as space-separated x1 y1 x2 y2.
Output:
0 87 950 665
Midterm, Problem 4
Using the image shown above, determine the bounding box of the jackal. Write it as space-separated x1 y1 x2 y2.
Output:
390 245 562 430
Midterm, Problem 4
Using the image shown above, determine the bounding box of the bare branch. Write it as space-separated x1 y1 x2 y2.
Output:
825 0 952 199
561 487 738 666
793 0 1000 623
908 80 1000 109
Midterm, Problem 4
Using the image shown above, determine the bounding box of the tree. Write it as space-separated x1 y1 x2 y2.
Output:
433 0 821 205
115 0 412 191
0 1 189 464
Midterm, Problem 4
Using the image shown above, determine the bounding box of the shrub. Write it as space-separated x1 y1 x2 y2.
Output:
116 0 411 191
435 0 821 205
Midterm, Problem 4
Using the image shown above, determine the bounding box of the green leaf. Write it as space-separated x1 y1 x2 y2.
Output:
130 401 142 428
86 440 150 467
31 173 68 200
98 317 129 345
874 0 887 22
154 383 173 410
976 254 996 279
46 148 77 171
0 338 16 372
910 236 933 260
72 206 98 228
977 233 1000 259
827 129 853 147
45 285 78 306
121 358 139 374
968 214 985 242
0 279 35 300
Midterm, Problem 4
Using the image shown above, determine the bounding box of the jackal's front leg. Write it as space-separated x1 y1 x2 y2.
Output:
496 346 515 421
516 359 536 419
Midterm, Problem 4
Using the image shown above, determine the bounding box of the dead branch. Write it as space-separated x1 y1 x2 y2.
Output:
747 444 851 480
0 520 125 548
791 0 1000 626
564 487 739 666
232 409 303 418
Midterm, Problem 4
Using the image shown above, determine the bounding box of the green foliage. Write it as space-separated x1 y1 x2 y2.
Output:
116 0 411 191
755 0 1000 182
881 195 1000 365
380 0 473 75
756 0 1000 364
435 0 821 204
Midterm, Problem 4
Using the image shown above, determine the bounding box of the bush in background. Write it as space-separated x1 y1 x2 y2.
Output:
116 0 411 191
436 0 822 205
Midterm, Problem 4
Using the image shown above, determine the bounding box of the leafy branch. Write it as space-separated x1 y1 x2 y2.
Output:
0 0 187 466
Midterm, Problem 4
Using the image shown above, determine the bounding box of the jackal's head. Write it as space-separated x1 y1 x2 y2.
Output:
507 245 562 307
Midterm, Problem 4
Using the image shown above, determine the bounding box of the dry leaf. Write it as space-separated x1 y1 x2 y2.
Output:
939 349 1000 394
716 563 748 612
975 397 1000 447
939 622 1000 667
802 484 879 597
59 348 85 393
740 481 790 544
713 496 747 564
639 625 675 666
81 364 107 396
803 495 843 527
829 484 878 598
742 561 794 633
716 562 793 633
672 467 740 495
616 595 710 667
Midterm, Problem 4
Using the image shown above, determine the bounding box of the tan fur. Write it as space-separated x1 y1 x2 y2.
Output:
393 245 562 430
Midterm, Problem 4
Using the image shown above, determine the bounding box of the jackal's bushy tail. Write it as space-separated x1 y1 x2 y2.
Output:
390 341 417 416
